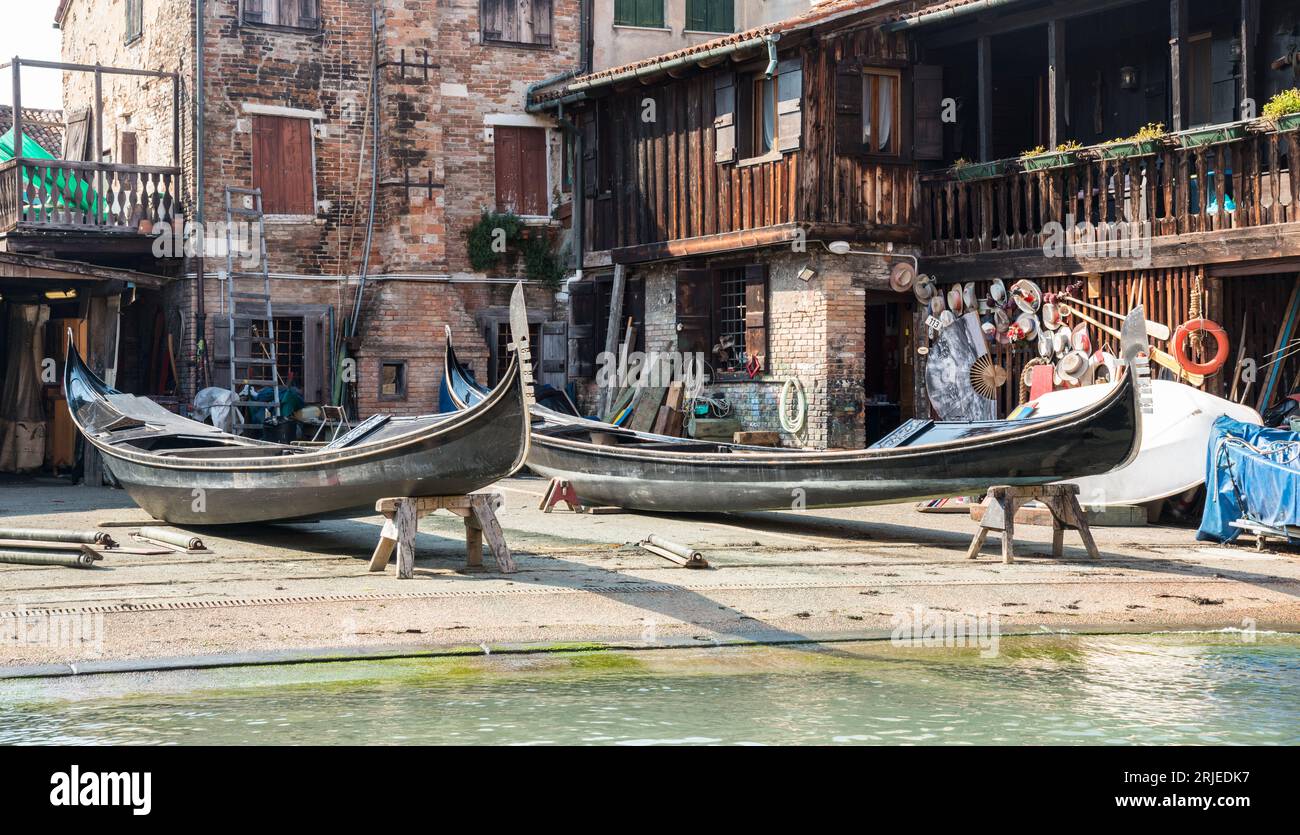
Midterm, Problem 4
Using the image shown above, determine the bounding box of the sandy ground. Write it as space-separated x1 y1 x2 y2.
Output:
1 474 1298 673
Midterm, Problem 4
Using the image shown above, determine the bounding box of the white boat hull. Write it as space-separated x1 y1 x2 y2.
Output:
1028 380 1261 507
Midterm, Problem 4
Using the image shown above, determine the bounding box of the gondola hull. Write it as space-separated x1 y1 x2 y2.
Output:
66 334 530 526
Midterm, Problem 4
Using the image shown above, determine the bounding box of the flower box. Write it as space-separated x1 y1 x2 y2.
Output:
1176 122 1248 148
1019 150 1081 171
1273 112 1300 133
952 159 1013 181
1095 139 1162 160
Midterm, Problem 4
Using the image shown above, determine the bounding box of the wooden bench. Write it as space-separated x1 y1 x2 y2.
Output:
965 483 1101 564
368 493 515 579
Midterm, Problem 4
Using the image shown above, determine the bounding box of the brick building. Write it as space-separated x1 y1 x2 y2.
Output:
51 0 583 418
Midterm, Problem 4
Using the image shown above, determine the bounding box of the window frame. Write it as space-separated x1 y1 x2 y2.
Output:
378 359 409 402
125 0 144 45
242 0 323 33
675 264 768 382
251 113 318 218
482 0 555 48
862 67 902 158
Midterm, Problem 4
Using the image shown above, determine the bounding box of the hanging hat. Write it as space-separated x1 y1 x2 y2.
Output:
989 278 1008 305
963 283 977 312
1051 327 1071 358
1014 312 1039 339
1036 327 1053 359
947 284 965 316
981 318 997 340
1010 279 1043 313
938 309 956 329
993 307 1011 334
929 294 947 317
913 274 935 302
1041 302 1063 331
1090 350 1120 383
889 261 917 293
1071 321 1092 354
1055 350 1091 386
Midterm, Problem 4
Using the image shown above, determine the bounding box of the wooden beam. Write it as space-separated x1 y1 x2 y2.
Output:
1241 0 1259 118
1170 0 1188 131
10 59 21 162
1048 19 1066 148
597 262 626 417
609 222 921 265
977 35 993 161
920 0 1144 49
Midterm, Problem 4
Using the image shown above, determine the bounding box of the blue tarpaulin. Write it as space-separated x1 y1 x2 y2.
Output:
1197 416 1300 543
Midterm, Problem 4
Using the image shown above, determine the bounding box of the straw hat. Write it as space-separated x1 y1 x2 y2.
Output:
929 294 947 317
993 307 1011 334
913 274 936 302
1055 350 1091 386
1071 322 1092 354
1014 312 1039 340
963 283 977 312
1051 327 1071 358
1011 279 1043 313
938 309 956 329
947 284 965 316
1091 350 1120 383
1036 328 1054 359
889 262 917 293
1041 302 1063 331
989 278 1008 305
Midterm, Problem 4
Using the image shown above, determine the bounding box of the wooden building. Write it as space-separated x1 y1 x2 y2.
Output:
532 0 1300 448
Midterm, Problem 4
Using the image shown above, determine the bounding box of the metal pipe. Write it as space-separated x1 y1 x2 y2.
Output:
194 0 207 393
884 0 1026 32
138 527 204 551
0 548 101 568
764 37 779 77
0 529 115 546
348 4 381 340
566 33 780 94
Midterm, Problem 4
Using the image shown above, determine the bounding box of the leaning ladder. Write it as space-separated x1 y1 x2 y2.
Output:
223 186 280 432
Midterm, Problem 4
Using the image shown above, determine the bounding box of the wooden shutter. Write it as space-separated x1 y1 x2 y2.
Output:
580 110 598 198
676 269 714 356
685 0 706 31
913 64 944 161
303 310 328 404
714 72 736 163
119 132 138 165
520 128 548 215
495 126 548 216
126 0 143 41
62 110 91 162
743 264 768 372
494 126 522 213
541 321 567 389
482 0 504 40
532 0 552 46
244 0 265 24
298 0 321 29
569 280 596 378
254 115 314 215
835 61 865 156
689 0 732 33
776 57 803 153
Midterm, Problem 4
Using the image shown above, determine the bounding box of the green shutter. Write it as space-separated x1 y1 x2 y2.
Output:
616 0 664 27
687 0 732 33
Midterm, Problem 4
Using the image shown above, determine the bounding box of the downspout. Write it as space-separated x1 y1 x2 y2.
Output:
193 0 206 394
764 36 778 77
347 4 380 340
883 0 1026 32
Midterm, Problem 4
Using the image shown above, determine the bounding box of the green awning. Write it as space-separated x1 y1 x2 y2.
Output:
0 128 103 216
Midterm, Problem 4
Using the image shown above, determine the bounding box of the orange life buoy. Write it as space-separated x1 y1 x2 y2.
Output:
1172 318 1229 376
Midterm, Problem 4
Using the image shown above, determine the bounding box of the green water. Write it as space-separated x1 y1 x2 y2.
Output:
1 634 1298 745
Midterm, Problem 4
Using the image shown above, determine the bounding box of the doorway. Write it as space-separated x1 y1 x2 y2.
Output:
864 291 914 446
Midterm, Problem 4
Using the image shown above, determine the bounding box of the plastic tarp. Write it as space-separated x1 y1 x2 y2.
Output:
193 387 237 434
1197 416 1300 543
0 128 103 215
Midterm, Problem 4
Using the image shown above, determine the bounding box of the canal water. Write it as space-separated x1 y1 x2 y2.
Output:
1 633 1297 745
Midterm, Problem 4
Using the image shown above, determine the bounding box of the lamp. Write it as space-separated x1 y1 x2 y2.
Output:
1119 66 1138 91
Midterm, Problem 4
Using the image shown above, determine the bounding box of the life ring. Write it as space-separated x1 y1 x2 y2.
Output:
779 378 808 435
1172 318 1229 376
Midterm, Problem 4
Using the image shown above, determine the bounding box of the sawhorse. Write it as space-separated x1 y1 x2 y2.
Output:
966 483 1101 564
368 493 515 578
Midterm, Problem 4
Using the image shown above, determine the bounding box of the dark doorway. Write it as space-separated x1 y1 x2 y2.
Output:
864 291 913 446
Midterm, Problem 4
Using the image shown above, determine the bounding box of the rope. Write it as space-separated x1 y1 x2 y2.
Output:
779 377 808 435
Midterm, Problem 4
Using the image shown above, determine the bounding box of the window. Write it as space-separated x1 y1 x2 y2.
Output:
252 115 315 216
243 0 321 29
249 317 305 389
482 0 553 46
494 125 549 216
715 59 802 163
379 361 408 400
1187 32 1213 127
862 69 900 155
125 0 143 43
675 265 768 378
685 0 732 34
614 0 664 28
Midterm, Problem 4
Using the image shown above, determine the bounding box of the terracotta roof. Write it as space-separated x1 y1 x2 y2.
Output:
888 0 1024 26
532 0 906 103
0 106 66 156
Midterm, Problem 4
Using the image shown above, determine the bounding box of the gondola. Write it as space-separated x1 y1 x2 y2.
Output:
443 308 1151 513
65 305 532 527
441 326 579 416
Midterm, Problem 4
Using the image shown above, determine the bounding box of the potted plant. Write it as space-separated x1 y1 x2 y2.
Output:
1263 88 1300 133
1095 123 1167 160
1019 141 1083 172
951 157 1014 181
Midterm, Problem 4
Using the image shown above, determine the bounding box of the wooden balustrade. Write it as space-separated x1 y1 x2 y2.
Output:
920 127 1300 257
0 158 183 234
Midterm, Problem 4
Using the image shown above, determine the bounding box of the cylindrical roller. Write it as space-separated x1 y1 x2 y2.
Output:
0 528 116 547
138 527 204 551
644 535 704 561
0 548 101 568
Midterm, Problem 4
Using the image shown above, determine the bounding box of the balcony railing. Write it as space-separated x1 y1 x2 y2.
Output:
919 122 1300 257
0 158 183 234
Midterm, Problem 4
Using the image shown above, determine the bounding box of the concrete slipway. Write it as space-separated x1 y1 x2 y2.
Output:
1 476 1298 674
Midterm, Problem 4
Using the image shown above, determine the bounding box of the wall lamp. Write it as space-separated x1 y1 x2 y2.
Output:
823 240 919 271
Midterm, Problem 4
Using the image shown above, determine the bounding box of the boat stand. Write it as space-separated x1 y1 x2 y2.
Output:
368 493 515 578
966 484 1101 564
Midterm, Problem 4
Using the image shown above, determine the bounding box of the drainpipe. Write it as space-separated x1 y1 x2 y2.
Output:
193 0 206 393
884 0 1025 32
764 36 779 77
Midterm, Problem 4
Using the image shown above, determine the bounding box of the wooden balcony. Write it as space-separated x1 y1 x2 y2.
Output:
0 158 183 235
918 122 1300 277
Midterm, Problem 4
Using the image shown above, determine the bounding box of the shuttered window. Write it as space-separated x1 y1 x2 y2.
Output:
125 0 143 43
685 0 732 34
614 0 664 28
494 126 549 216
252 115 316 216
675 266 767 378
837 65 902 157
482 0 554 46
717 58 801 162
243 0 322 29
912 65 944 161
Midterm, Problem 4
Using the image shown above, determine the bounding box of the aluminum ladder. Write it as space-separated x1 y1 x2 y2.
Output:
223 186 280 432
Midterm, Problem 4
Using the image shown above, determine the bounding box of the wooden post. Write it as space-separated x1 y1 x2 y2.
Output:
977 36 993 162
1240 0 1259 118
393 499 418 579
172 72 182 168
11 58 22 160
596 263 626 418
1170 0 1188 131
94 63 104 227
1047 19 1066 149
